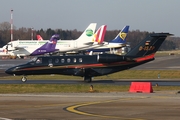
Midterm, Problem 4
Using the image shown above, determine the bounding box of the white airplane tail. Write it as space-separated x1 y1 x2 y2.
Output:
76 23 97 42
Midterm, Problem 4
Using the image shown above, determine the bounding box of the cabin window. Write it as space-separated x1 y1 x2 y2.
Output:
67 58 71 63
48 59 52 63
73 58 76 63
61 58 65 63
55 58 59 63
36 58 42 64
79 58 82 62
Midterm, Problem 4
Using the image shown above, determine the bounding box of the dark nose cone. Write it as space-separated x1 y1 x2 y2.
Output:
5 67 16 75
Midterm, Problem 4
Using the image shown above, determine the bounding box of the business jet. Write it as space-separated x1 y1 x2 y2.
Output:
5 33 172 82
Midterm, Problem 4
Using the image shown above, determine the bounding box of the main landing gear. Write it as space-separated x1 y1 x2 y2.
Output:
21 76 27 82
84 76 92 83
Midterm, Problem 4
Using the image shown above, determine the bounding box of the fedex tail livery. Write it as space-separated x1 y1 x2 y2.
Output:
12 34 59 58
30 34 59 55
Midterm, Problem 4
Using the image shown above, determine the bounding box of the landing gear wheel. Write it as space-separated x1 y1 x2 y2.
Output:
84 76 92 83
21 76 27 82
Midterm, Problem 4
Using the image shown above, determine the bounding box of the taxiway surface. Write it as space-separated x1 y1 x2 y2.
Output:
0 55 180 119
0 92 180 120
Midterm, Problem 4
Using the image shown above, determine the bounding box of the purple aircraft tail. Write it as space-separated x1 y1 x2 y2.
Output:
30 34 59 56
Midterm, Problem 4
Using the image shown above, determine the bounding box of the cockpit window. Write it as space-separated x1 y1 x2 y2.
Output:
30 57 38 62
36 58 42 64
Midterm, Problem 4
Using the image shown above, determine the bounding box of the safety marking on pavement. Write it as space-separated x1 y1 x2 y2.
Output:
65 97 146 120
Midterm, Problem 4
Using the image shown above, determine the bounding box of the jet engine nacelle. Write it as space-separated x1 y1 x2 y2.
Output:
97 54 125 63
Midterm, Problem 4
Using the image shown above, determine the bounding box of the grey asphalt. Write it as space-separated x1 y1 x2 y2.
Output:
0 92 180 120
0 55 180 119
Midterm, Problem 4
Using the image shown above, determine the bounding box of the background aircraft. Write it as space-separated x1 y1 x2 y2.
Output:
5 23 97 58
5 33 172 82
86 25 129 54
29 34 60 56
0 47 9 57
37 35 43 41
11 34 60 58
68 25 107 54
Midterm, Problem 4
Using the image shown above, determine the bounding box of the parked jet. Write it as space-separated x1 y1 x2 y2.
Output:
69 25 107 53
29 34 60 56
5 23 97 57
19 34 59 57
4 34 59 59
5 33 172 82
86 25 129 53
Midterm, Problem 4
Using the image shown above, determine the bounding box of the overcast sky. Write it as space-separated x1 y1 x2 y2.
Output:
0 0 180 37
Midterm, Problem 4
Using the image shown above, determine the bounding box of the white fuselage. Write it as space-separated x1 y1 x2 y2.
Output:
6 40 96 56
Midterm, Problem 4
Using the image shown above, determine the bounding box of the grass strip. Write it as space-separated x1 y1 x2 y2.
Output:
0 84 180 93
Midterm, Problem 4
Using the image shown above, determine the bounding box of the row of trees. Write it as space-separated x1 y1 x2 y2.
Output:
0 22 179 50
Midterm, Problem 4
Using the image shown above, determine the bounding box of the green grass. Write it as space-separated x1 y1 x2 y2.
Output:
0 84 180 93
0 84 126 93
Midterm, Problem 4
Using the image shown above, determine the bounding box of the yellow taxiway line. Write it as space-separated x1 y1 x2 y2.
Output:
65 97 146 120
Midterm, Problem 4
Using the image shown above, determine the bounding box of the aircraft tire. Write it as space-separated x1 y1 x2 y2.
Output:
21 76 27 83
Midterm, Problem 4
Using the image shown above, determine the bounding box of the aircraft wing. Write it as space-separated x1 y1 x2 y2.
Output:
83 42 94 45
14 46 27 49
64 44 104 54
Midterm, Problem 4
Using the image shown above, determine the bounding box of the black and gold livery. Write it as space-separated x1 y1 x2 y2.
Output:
5 33 172 82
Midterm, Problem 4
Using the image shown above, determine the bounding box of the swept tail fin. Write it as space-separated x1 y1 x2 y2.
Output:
31 34 60 55
76 23 97 42
125 33 172 57
37 35 43 41
110 25 129 43
93 25 107 44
